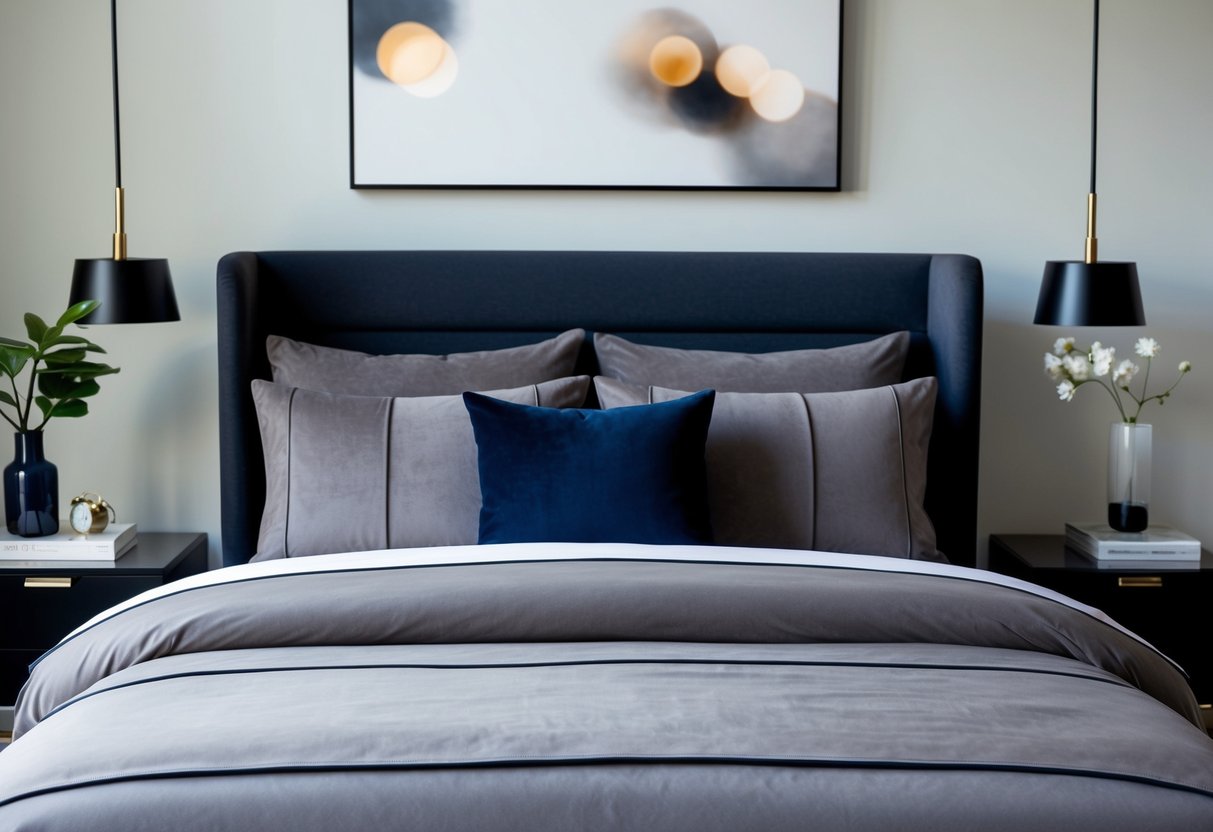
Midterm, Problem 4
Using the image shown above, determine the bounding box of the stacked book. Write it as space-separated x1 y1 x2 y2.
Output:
1065 522 1201 568
0 523 137 561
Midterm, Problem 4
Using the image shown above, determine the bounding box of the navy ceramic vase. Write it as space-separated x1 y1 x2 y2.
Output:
4 431 59 537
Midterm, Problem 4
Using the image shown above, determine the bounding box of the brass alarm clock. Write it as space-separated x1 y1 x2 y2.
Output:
69 492 117 535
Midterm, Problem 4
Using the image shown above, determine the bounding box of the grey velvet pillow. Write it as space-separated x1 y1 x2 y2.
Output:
267 329 585 396
593 331 909 393
252 376 590 560
595 376 940 560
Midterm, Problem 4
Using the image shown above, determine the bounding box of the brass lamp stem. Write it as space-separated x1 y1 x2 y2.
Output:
1084 192 1097 264
112 186 127 260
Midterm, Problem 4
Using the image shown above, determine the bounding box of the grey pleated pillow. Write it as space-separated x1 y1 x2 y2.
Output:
252 376 590 560
593 331 909 393
267 329 585 397
594 376 940 560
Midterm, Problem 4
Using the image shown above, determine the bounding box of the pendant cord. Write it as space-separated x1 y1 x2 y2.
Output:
110 0 122 189
1089 0 1099 196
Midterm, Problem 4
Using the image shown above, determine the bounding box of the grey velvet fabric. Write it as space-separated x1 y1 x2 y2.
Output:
593 330 909 392
267 329 585 396
595 377 939 558
252 377 590 559
6 553 1211 830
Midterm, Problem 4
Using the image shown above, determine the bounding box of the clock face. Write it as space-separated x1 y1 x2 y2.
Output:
70 502 94 534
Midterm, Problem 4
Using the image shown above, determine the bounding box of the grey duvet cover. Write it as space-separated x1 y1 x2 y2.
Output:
2 545 1212 831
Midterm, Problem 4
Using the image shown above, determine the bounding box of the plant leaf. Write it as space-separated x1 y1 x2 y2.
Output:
24 313 48 343
50 399 89 418
45 335 106 353
0 336 33 349
40 348 88 365
36 361 120 379
0 344 36 378
0 391 17 408
38 374 100 399
38 325 65 350
55 300 100 328
35 396 53 419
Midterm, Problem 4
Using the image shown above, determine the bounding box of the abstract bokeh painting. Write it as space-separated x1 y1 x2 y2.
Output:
350 0 841 189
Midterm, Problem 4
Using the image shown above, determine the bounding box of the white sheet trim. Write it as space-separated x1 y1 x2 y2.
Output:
61 542 1170 665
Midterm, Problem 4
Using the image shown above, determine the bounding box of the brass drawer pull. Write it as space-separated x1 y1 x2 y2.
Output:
1118 576 1163 588
23 576 76 589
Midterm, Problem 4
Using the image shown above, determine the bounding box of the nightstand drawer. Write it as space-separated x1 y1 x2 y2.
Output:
0 532 208 708
0 574 161 649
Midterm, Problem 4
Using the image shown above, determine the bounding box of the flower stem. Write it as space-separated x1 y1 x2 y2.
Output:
1088 379 1129 422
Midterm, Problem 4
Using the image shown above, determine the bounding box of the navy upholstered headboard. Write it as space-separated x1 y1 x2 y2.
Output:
217 251 982 567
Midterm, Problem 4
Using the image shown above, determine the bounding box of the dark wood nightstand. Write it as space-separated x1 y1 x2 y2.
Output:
989 533 1212 730
0 532 207 709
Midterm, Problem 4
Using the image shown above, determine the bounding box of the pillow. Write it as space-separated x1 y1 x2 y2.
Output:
463 389 716 546
593 331 909 393
252 376 590 560
267 329 584 396
595 376 940 560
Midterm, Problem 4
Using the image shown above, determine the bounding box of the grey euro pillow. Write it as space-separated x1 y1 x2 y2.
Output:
252 376 590 560
595 376 940 560
267 329 585 396
593 331 909 392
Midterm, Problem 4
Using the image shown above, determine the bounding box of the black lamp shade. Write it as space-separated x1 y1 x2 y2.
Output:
1033 260 1145 326
69 258 180 324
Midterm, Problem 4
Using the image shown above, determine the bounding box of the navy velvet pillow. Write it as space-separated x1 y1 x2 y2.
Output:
463 389 716 545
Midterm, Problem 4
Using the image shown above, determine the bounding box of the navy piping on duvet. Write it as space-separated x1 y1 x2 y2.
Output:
4 755 1213 810
27 555 1185 675
38 656 1136 726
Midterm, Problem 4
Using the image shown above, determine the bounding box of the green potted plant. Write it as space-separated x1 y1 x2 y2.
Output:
1 300 119 537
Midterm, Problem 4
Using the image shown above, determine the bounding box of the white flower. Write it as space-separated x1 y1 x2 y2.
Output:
1053 337 1075 356
1135 337 1160 358
1090 342 1115 377
1112 359 1139 386
1062 352 1091 381
1043 353 1066 380
1042 336 1192 419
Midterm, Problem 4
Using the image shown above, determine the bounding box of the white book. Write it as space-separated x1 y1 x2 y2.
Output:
1071 553 1199 570
0 523 137 561
1065 522 1201 561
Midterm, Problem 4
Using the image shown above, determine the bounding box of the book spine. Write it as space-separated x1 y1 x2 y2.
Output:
0 541 125 558
0 545 118 557
1066 539 1199 559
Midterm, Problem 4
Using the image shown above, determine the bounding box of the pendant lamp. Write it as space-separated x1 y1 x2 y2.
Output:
1033 0 1145 326
68 0 179 324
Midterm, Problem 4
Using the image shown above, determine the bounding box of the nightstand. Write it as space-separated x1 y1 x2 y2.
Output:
0 532 207 709
989 533 1212 731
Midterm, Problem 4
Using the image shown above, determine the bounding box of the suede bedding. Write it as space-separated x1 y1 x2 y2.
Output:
2 543 1211 831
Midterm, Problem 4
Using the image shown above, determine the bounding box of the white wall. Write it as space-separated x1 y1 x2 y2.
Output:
2 0 1211 568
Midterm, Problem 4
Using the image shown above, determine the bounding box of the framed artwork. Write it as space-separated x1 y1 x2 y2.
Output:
349 0 842 190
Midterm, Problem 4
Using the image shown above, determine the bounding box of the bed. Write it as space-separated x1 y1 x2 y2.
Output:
2 250 1211 831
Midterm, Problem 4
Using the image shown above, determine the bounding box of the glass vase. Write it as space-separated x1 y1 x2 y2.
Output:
1107 422 1150 533
3 430 60 537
